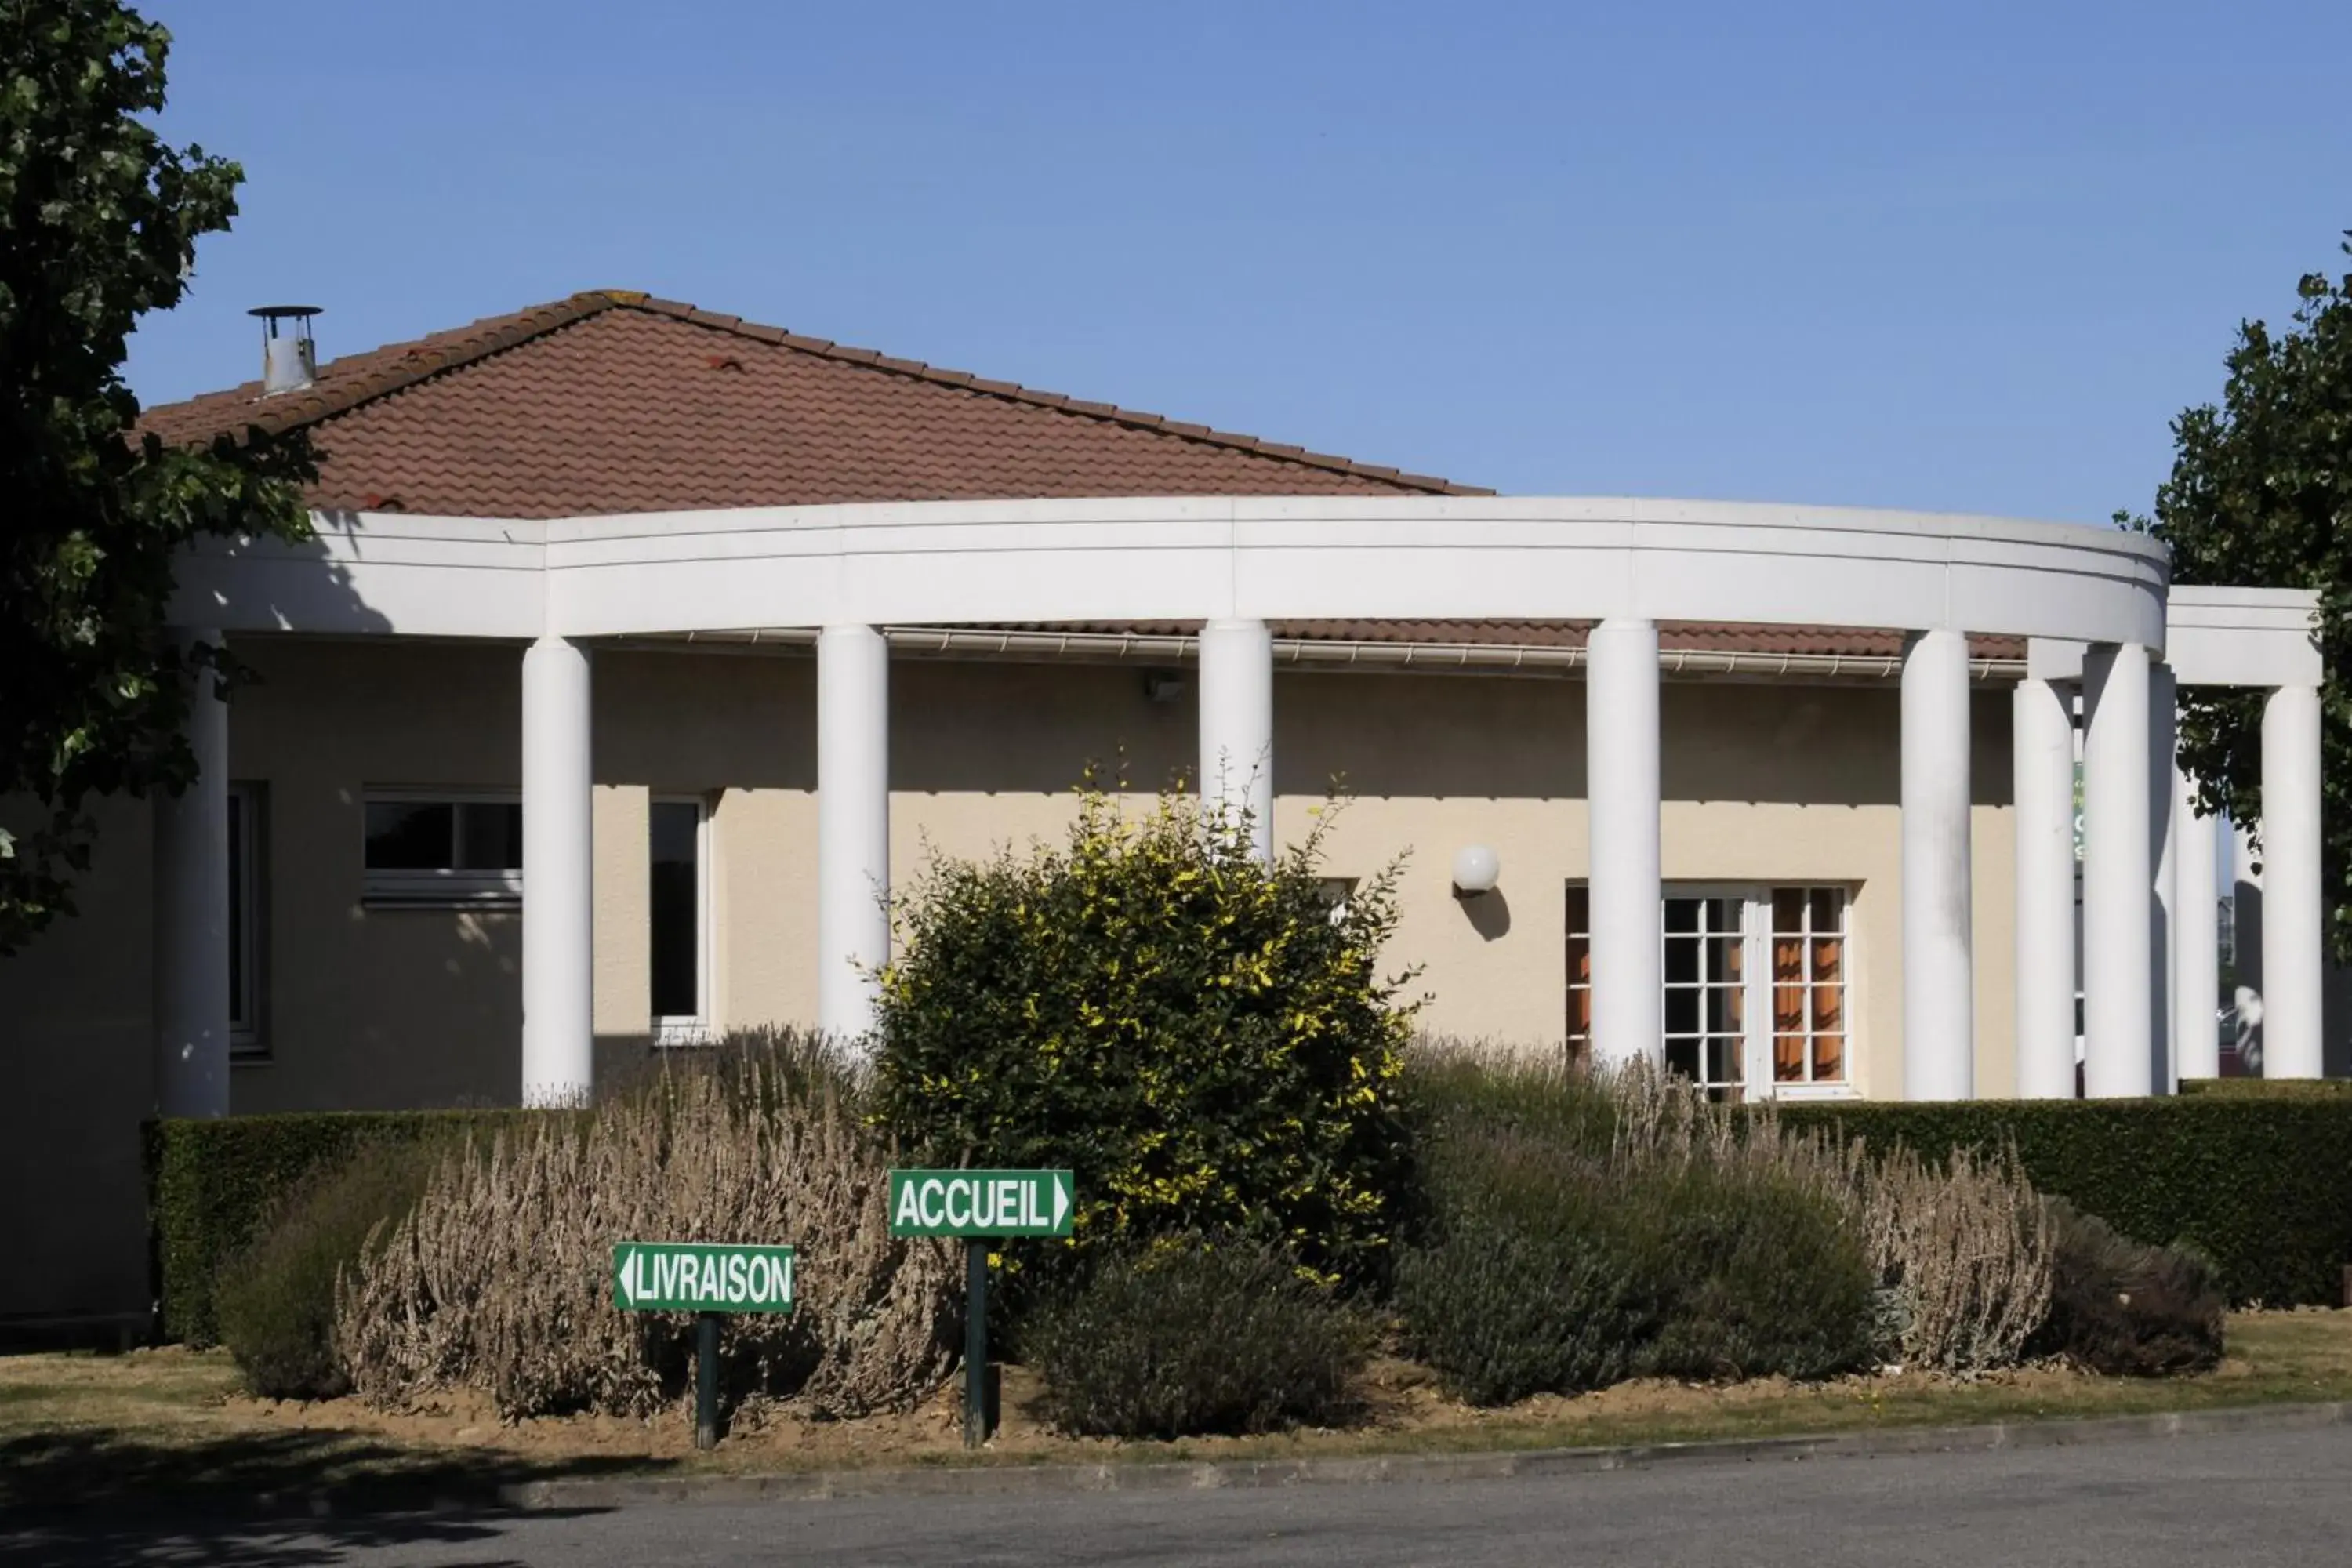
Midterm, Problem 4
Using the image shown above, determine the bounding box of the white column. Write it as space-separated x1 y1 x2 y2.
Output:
1198 619 1274 862
2261 683 2324 1079
153 630 231 1119
1900 630 1975 1099
2082 643 2153 1097
2174 767 2220 1082
1588 619 1663 1069
818 624 891 1044
2147 665 2179 1093
2013 675 2077 1098
521 634 593 1105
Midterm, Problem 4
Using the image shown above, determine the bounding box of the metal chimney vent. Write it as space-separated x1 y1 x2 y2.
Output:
249 305 321 394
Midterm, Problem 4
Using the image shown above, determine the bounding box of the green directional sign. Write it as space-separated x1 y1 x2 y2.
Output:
888 1169 1075 1238
612 1241 797 1314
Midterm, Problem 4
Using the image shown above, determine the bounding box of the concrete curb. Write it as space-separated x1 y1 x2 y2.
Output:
495 1399 2352 1512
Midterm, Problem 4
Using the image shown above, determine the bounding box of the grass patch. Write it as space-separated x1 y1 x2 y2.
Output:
2 1312 2348 1497
0 1348 657 1512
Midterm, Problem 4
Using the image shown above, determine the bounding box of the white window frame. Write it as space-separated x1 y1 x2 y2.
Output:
1566 884 1593 1067
1755 885 1855 1101
1566 880 1857 1100
649 794 713 1047
1660 882 1757 1099
228 782 266 1060
361 788 523 908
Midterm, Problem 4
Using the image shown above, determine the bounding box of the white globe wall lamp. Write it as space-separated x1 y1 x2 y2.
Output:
1451 844 1501 898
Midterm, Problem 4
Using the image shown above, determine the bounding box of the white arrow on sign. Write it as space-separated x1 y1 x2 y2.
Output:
1053 1172 1070 1231
619 1247 641 1307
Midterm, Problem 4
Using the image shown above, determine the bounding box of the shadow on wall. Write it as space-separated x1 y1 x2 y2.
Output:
233 903 524 1115
0 524 395 1323
1274 671 1578 801
593 652 2019 811
1457 888 1512 942
1268 673 2013 808
2324 962 2352 1080
890 659 1195 797
595 648 818 790
1660 684 2013 808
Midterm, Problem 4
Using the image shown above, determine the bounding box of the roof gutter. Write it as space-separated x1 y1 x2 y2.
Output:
628 626 2025 682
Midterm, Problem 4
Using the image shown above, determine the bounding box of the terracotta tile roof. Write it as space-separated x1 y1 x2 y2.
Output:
983 619 2027 663
140 291 1485 517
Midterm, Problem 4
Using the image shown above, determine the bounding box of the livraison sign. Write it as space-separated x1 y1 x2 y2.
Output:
611 1241 797 1314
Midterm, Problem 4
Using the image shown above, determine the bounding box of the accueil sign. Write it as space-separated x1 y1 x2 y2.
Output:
888 1169 1074 1238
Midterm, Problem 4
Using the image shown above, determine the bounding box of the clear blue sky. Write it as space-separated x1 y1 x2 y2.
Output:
127 1 2351 524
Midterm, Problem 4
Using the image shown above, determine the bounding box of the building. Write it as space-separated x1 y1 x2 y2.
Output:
0 291 2331 1331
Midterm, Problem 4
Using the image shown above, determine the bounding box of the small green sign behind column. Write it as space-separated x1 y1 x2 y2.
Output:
612 1241 797 1314
887 1169 1075 1238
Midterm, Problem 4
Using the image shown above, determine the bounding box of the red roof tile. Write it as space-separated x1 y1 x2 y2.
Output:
141 292 1485 517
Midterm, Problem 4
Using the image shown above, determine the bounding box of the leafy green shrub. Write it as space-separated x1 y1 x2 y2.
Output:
146 1107 538 1345
1394 1130 1653 1403
872 789 1418 1320
1642 1166 1878 1381
1777 1098 2352 1306
1399 1059 1876 1403
2030 1200 2226 1377
1403 1045 1620 1153
1030 1236 1368 1438
214 1140 443 1399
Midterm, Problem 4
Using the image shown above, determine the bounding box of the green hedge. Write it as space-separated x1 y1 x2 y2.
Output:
1778 1098 2352 1308
2178 1077 2352 1101
144 1109 541 1346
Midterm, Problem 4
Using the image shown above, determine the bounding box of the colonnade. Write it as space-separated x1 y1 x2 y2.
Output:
149 619 2328 1111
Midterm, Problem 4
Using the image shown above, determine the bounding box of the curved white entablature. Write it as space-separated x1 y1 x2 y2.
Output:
172 494 2172 649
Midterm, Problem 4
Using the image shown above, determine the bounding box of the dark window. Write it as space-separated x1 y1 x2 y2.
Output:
649 800 702 1021
362 794 522 905
458 803 524 870
228 792 245 1030
365 800 454 869
228 785 264 1054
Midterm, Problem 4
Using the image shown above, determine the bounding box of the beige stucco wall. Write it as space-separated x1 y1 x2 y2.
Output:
0 637 2024 1323
713 659 2020 1102
201 644 2020 1094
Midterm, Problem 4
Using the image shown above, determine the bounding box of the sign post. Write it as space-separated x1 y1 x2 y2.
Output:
887 1169 1075 1449
612 1240 797 1450
964 1237 988 1446
695 1311 720 1450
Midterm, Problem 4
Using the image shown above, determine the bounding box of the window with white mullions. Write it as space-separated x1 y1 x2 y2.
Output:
1564 885 1593 1069
650 797 710 1044
1662 894 1747 1100
1566 882 1853 1098
1769 887 1848 1086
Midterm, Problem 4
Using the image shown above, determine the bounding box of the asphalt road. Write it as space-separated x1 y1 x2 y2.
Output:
7 1424 2350 1567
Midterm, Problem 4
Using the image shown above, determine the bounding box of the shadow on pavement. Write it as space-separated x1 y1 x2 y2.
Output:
0 1427 661 1566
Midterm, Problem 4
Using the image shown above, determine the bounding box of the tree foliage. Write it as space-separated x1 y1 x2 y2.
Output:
2136 233 2351 957
1 0 313 953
